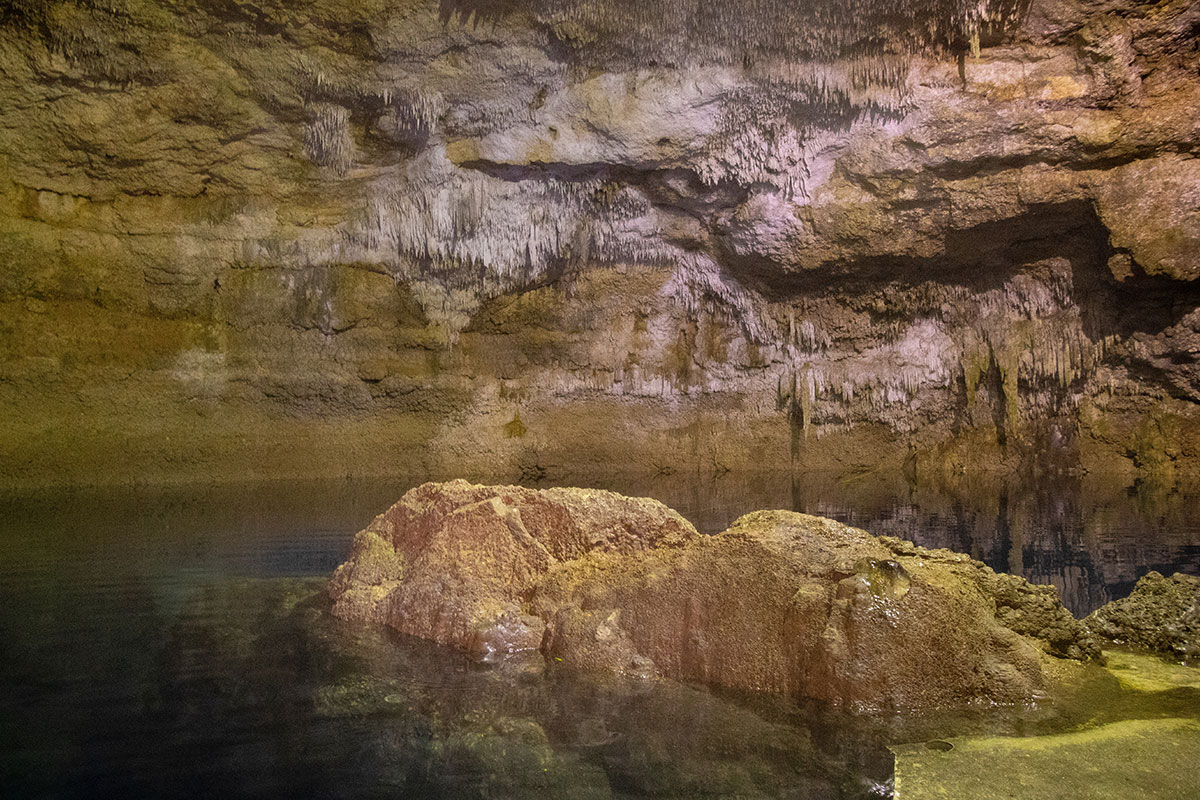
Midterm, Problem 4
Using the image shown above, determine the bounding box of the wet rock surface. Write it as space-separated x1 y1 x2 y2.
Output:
331 481 1101 710
891 718 1200 800
1086 571 1200 660
167 576 899 800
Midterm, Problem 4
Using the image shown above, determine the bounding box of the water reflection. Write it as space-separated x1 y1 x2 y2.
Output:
1 472 1199 798
582 471 1200 617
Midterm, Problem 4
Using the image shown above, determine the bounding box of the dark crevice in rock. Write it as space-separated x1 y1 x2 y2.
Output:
718 202 1110 296
920 145 1200 183
458 158 673 185
715 200 1200 347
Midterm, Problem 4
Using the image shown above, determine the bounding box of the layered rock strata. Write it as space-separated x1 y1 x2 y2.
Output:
330 481 1101 709
1 0 1199 486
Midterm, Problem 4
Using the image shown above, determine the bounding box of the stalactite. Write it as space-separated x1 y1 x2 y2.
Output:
661 253 772 344
767 313 959 439
440 0 1032 69
799 363 815 439
303 104 355 175
954 272 1103 435
384 87 448 136
302 146 687 337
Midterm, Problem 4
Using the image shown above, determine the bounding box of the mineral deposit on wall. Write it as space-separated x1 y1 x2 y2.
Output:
1 0 1198 485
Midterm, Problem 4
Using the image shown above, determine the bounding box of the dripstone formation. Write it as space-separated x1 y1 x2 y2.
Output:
1 0 1199 486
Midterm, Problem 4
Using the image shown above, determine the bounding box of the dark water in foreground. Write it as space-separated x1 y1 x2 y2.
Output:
2 472 1200 799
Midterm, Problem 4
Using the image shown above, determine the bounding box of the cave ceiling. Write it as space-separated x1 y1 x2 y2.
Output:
438 0 1032 64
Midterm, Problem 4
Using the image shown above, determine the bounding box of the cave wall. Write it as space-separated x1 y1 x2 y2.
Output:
1 0 1198 487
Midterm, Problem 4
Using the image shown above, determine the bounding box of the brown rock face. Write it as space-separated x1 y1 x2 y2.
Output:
2 0 1200 488
328 480 699 659
330 481 1099 710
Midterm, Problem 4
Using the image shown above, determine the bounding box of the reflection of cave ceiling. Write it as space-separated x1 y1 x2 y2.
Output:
439 0 1032 63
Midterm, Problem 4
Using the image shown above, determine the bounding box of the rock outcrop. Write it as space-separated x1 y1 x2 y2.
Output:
1 0 1199 487
1087 571 1200 660
329 479 699 659
330 481 1101 709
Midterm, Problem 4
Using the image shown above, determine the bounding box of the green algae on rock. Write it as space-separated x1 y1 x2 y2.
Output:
1087 572 1200 660
1102 649 1200 693
890 718 1200 800
330 481 1102 711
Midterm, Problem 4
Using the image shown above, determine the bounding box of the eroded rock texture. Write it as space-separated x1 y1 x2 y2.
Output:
1 0 1199 484
329 479 698 658
1087 571 1200 659
330 481 1101 709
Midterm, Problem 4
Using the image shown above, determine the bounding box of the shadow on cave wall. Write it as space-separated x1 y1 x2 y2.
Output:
733 199 1200 346
730 199 1200 466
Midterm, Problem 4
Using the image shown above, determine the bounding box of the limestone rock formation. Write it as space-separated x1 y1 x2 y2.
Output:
1086 571 1200 659
330 482 1101 709
1 0 1199 486
328 479 699 659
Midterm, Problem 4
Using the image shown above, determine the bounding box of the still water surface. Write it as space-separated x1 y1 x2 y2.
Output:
2 472 1199 798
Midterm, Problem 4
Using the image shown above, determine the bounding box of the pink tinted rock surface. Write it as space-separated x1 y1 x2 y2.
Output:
329 480 698 659
331 481 1100 710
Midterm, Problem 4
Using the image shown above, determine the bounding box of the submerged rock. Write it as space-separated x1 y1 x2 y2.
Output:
331 482 1100 710
169 574 881 799
891 718 1200 800
1086 572 1200 660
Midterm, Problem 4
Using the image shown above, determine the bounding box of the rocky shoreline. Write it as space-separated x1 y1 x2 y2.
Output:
329 481 1197 710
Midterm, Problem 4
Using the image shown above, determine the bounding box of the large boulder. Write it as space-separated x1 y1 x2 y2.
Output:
328 479 699 659
533 511 1101 710
1086 572 1200 660
330 482 1100 710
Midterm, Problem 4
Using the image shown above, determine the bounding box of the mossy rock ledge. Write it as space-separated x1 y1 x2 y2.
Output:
330 480 1102 711
1087 571 1200 660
